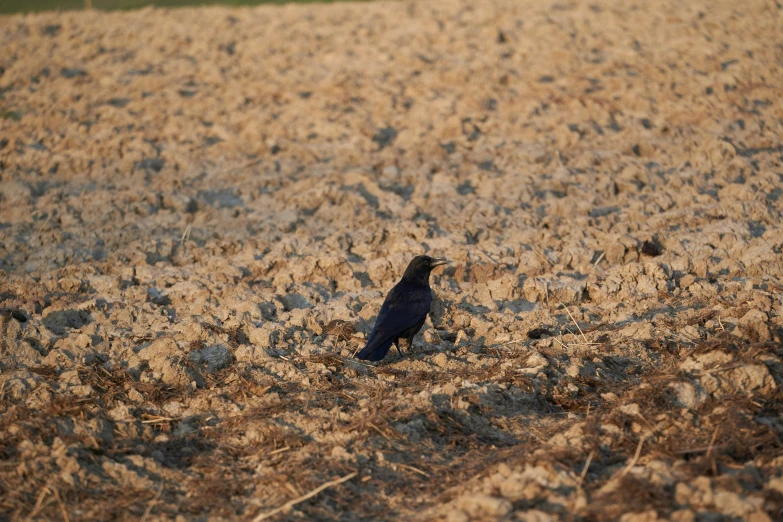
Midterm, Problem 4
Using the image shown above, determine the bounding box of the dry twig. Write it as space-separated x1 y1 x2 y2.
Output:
140 484 163 522
562 304 589 345
577 451 595 487
251 471 358 522
396 463 430 478
706 427 719 458
620 435 647 477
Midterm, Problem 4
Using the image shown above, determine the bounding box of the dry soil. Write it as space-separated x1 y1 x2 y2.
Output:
1 0 782 520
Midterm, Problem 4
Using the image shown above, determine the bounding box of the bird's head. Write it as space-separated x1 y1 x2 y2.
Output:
402 255 449 283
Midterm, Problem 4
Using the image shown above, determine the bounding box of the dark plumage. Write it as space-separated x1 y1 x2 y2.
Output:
356 255 448 361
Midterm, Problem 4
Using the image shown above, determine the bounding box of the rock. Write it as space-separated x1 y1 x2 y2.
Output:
439 383 458 396
713 490 763 517
42 310 92 336
474 284 499 310
699 364 776 398
519 352 549 376
234 344 270 363
60 370 81 385
768 476 783 495
738 309 770 341
549 423 586 450
601 393 619 403
368 259 393 283
102 459 155 490
516 510 559 522
669 510 695 522
526 352 548 368
433 352 448 368
423 328 442 346
139 338 191 387
668 381 707 409
278 293 311 311
108 403 132 421
675 477 713 508
70 385 93 397
453 329 470 348
619 403 641 416
247 324 283 349
619 510 660 522
330 446 351 460
455 493 512 518
188 344 233 373
619 321 653 340
522 276 586 303
680 351 733 372
486 274 517 301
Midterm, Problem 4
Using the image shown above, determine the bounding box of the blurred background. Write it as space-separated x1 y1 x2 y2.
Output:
0 0 360 15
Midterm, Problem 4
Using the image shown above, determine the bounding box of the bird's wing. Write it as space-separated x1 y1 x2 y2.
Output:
368 283 432 343
356 284 431 361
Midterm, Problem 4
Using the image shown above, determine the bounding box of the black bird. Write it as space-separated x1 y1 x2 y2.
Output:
356 255 448 361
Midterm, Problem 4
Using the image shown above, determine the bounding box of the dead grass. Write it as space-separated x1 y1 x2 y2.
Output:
3 326 781 520
586 474 674 520
0 364 778 520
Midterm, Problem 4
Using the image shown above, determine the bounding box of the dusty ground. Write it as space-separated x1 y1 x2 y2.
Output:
1 0 783 520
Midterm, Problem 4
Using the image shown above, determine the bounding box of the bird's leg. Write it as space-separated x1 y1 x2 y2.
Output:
393 340 404 357
406 336 416 357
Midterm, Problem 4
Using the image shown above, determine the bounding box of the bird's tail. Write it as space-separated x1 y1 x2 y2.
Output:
356 336 394 361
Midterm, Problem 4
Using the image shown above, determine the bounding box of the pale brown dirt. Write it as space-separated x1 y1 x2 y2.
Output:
1 0 783 520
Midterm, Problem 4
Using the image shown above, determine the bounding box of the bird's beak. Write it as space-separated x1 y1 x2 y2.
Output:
431 258 449 268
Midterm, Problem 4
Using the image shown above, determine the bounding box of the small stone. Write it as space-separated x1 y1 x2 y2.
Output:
128 389 144 403
679 275 696 289
423 328 441 345
670 510 695 522
713 490 762 516
619 403 640 416
516 510 559 522
620 510 659 522
768 476 783 495
433 352 448 368
330 446 350 460
700 364 776 398
738 309 770 341
440 383 458 396
455 493 512 517
675 477 713 507
668 381 707 409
